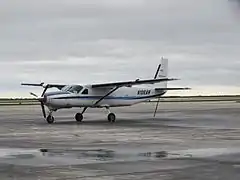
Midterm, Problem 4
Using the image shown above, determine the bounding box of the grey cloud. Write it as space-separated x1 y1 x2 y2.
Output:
0 0 240 96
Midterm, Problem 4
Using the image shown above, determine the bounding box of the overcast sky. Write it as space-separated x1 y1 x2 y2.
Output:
1 0 240 97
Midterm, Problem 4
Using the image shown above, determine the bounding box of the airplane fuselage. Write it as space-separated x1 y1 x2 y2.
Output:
44 86 165 110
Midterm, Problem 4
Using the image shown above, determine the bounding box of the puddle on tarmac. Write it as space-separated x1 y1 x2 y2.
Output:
38 148 186 161
0 148 181 166
39 148 116 161
0 147 240 166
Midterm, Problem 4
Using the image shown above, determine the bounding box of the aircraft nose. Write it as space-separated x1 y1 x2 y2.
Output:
42 91 62 104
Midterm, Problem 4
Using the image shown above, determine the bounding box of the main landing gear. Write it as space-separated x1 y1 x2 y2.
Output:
74 107 116 123
106 107 116 123
107 113 116 123
75 113 83 122
75 107 87 122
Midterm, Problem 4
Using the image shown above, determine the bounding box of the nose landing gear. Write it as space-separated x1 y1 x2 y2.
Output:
46 110 55 124
46 115 55 124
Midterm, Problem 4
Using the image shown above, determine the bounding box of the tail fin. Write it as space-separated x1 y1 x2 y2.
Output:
154 57 168 79
154 57 168 89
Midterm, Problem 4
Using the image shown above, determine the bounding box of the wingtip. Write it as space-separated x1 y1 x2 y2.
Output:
21 82 45 87
169 78 180 81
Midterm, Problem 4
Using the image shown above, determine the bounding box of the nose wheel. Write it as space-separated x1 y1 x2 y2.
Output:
46 115 55 124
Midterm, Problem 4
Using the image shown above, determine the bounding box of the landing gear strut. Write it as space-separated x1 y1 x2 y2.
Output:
75 107 87 122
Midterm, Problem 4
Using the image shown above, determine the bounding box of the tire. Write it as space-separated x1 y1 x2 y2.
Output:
108 113 116 122
75 113 83 122
46 115 54 124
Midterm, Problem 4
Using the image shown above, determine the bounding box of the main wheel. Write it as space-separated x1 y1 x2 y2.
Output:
108 113 116 123
75 113 83 122
46 115 54 124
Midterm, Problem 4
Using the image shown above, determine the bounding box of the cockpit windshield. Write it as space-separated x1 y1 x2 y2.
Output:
62 85 83 94
61 85 70 92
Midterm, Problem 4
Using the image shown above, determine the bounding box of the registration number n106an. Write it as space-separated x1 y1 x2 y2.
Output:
137 90 151 95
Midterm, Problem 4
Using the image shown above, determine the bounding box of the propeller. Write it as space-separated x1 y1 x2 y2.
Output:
30 92 38 98
29 84 49 118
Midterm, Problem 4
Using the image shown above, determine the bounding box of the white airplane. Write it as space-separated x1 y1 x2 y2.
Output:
21 58 190 124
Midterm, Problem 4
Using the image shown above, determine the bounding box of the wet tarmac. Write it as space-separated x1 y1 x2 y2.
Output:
0 102 240 179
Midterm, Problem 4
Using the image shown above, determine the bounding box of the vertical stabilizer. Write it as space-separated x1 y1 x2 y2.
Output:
154 57 168 89
154 57 168 79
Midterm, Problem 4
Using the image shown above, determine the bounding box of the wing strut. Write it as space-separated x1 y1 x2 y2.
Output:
94 86 120 106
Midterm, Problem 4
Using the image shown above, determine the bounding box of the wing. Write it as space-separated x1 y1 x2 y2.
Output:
91 78 178 88
21 83 66 90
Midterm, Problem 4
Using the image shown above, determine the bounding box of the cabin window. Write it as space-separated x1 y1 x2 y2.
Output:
82 89 88 94
67 85 83 93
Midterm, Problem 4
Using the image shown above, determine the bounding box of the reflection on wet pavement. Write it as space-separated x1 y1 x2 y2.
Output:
0 102 240 179
1 147 240 167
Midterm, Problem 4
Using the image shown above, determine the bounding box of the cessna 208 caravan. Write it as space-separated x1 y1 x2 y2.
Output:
21 58 190 124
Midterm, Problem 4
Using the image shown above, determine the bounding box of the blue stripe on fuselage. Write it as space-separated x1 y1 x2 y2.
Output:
45 91 70 96
51 93 165 100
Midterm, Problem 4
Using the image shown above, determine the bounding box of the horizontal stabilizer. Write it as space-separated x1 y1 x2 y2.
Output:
155 87 191 91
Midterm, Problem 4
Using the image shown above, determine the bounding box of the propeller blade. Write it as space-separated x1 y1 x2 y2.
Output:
41 84 49 97
153 97 161 118
30 92 38 98
41 102 47 118
29 87 48 119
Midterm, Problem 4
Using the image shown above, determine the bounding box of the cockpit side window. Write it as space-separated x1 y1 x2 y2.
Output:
68 85 83 94
82 88 88 95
